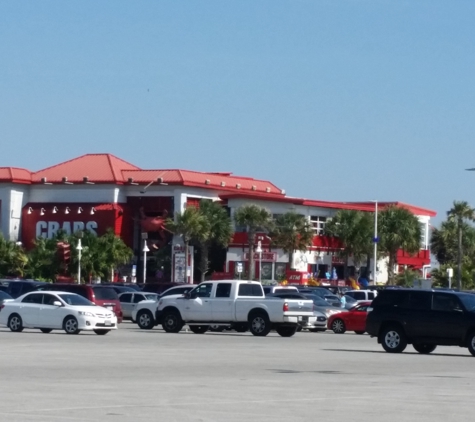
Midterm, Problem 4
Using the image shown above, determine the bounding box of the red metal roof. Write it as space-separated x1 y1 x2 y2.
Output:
0 167 32 184
32 154 140 184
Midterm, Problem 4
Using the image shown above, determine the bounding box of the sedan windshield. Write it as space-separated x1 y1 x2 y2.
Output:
145 294 158 300
58 294 95 306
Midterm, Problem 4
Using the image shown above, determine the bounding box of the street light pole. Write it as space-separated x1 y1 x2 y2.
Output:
143 240 150 284
256 241 263 283
373 200 378 285
77 239 82 284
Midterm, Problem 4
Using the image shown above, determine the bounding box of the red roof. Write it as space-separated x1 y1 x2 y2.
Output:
0 167 32 184
0 153 436 217
32 154 140 184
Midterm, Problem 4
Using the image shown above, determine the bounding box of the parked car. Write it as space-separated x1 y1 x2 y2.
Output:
262 286 299 295
108 285 138 295
119 292 159 320
0 291 118 335
141 282 185 294
0 291 13 306
298 287 343 307
328 301 372 334
366 289 475 355
101 283 142 292
345 290 377 303
302 294 347 319
342 294 358 310
7 280 49 298
39 284 123 323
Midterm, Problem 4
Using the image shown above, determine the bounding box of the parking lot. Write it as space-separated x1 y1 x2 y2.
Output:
0 323 473 422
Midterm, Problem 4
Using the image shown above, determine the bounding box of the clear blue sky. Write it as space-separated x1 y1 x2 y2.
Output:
1 1 475 226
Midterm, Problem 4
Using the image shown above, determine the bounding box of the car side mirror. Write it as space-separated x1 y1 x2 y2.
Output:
183 292 191 299
53 301 62 307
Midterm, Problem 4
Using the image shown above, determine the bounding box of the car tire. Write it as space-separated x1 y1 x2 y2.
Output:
413 343 436 354
40 328 52 334
331 319 346 334
248 312 271 337
354 330 365 335
93 329 110 335
162 310 184 333
467 332 475 356
380 325 407 353
275 326 298 337
63 316 80 335
137 310 155 330
8 314 24 332
189 325 209 334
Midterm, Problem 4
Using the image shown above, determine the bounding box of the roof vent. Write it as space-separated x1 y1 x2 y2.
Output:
41 177 52 185
157 177 167 185
221 181 226 187
205 179 211 185
266 187 271 193
83 176 95 185
251 185 256 191
236 183 241 189
62 177 73 185
281 189 286 195
127 177 138 186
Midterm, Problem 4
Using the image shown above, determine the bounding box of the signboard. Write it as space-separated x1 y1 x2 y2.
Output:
236 262 243 273
243 252 276 262
131 265 137 277
174 253 186 283
285 271 309 285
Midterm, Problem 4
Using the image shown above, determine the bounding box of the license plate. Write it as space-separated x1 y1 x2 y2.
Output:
105 320 111 326
298 316 303 321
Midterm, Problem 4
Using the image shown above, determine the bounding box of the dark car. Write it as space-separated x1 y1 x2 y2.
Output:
366 288 475 355
40 284 123 323
7 280 49 299
102 283 142 292
141 283 186 295
0 290 13 306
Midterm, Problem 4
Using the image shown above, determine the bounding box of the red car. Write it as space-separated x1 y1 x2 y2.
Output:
328 301 372 334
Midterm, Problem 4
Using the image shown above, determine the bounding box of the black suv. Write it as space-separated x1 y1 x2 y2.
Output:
366 288 475 356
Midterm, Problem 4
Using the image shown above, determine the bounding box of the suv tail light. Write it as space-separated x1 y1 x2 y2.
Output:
283 302 289 312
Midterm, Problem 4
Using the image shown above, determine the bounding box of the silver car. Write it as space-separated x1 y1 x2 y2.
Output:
303 294 347 319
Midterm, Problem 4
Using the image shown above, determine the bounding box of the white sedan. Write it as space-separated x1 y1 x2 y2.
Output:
118 292 159 321
0 291 118 335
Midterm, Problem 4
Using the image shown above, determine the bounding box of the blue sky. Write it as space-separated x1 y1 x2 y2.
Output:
1 1 475 225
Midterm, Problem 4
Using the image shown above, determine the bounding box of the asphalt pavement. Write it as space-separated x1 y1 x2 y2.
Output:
0 323 473 422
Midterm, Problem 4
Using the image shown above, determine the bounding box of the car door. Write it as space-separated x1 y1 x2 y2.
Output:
119 293 134 318
132 293 147 316
39 294 65 328
351 305 369 331
19 293 43 326
182 283 213 321
428 293 466 343
211 283 233 321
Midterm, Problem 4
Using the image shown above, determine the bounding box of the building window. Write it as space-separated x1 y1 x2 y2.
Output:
420 223 427 249
310 216 327 235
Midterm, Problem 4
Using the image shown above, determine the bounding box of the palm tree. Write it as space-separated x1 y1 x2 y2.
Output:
234 204 273 280
0 235 28 278
194 200 233 282
447 201 475 290
378 205 422 285
69 231 107 282
166 207 209 282
324 210 373 279
100 229 133 281
430 220 475 266
271 212 313 270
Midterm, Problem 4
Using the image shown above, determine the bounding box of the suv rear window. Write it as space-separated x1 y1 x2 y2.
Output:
92 287 118 300
372 290 411 307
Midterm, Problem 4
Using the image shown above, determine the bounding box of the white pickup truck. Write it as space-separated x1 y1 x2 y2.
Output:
133 280 315 337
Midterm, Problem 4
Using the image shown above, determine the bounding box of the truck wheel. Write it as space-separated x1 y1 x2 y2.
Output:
413 343 436 354
137 310 155 330
189 325 209 334
162 310 184 333
275 326 297 337
248 312 271 337
380 325 407 353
